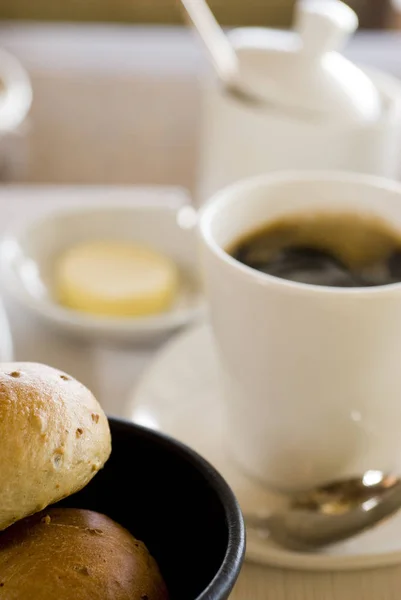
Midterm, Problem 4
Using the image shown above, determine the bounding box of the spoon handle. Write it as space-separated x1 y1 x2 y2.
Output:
180 0 239 85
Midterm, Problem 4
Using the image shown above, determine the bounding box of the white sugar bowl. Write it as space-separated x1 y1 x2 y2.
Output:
197 0 401 203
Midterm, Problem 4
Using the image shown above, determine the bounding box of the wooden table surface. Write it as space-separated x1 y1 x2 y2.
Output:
1 23 401 598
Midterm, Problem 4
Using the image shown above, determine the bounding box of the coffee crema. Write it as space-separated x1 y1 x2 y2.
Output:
229 212 401 287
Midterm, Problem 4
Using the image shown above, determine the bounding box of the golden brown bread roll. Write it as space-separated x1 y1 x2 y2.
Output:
0 508 169 600
0 362 111 530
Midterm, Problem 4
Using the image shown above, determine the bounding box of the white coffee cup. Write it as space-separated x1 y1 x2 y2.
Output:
199 171 401 492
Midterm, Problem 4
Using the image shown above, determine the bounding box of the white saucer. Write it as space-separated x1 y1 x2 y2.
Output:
126 323 401 571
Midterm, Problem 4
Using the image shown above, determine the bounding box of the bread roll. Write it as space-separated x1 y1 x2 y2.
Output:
0 508 169 600
0 362 111 530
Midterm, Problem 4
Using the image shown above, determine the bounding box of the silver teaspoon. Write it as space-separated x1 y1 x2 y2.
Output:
246 471 401 551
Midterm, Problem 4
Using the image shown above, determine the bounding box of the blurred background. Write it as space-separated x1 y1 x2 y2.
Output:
0 0 399 29
0 0 400 192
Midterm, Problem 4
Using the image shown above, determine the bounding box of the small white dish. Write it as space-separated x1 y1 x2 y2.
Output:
126 323 401 571
0 202 204 344
0 47 32 133
0 47 32 181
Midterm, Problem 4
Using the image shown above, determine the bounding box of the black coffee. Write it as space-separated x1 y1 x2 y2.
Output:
229 213 401 288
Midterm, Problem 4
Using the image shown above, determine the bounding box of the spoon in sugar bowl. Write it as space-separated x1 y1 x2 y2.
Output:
180 0 382 122
246 471 401 551
179 0 317 116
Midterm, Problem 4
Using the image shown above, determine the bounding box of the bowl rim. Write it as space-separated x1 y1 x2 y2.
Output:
108 417 246 600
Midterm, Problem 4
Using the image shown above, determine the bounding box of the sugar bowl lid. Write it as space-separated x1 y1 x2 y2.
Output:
232 0 382 123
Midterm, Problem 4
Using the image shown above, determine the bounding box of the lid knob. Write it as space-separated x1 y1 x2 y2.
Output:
296 0 358 57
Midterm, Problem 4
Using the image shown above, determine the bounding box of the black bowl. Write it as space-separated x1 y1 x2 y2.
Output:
57 417 245 600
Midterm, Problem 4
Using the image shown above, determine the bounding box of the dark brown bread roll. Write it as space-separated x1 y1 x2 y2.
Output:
0 508 169 600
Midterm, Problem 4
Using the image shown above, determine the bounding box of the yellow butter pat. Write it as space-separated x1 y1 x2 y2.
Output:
55 241 179 317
